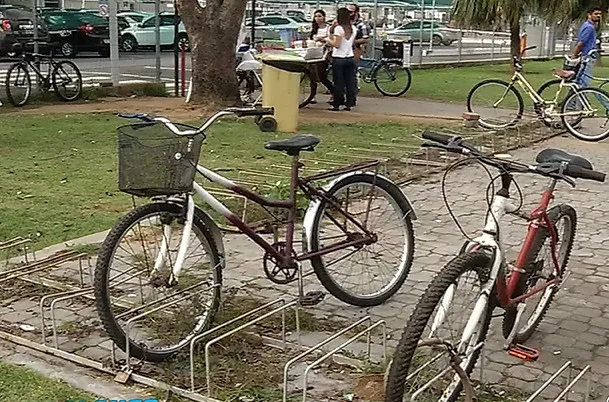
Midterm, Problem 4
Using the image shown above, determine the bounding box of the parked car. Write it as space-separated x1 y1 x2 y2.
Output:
117 11 152 24
41 10 110 57
0 5 50 56
120 13 187 52
116 15 137 32
386 20 456 46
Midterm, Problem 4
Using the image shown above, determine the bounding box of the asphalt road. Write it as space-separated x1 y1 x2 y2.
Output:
0 40 579 87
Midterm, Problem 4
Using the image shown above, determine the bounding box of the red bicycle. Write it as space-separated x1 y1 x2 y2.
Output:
385 131 605 402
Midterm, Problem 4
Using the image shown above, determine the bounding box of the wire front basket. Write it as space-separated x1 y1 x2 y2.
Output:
117 122 204 197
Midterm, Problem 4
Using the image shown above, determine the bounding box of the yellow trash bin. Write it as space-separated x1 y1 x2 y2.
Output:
260 55 304 133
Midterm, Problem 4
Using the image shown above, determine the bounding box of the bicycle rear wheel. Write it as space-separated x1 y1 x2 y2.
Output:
467 79 524 129
52 60 82 101
5 62 31 107
94 201 222 362
308 173 415 307
502 204 576 343
385 251 493 402
373 62 412 97
561 86 609 141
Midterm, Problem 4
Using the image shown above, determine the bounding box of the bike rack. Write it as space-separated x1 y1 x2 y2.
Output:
0 237 390 402
525 361 592 402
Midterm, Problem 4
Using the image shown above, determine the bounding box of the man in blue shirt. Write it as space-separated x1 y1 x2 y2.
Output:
571 5 602 88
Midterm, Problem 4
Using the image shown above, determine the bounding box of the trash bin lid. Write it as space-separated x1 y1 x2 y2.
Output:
259 52 308 73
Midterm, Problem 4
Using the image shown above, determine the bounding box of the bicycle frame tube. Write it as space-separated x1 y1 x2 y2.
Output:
512 71 545 104
495 178 561 308
186 158 375 268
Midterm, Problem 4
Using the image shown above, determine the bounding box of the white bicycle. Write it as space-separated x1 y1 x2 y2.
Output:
385 131 605 401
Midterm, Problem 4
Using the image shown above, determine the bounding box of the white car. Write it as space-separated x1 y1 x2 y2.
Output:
120 13 188 52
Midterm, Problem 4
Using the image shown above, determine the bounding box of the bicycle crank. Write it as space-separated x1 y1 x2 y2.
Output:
263 241 298 284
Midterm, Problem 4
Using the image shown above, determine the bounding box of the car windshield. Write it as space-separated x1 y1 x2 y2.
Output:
0 8 34 19
289 15 307 23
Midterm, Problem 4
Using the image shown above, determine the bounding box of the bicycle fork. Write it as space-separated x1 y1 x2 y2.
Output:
152 194 195 285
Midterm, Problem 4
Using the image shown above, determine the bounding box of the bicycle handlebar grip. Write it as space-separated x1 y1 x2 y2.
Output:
564 164 606 182
523 45 537 52
422 130 453 145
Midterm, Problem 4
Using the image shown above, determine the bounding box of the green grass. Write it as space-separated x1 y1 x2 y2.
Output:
0 113 448 250
0 361 97 402
360 58 609 103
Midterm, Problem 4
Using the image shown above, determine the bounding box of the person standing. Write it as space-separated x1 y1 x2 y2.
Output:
347 4 369 64
325 7 357 111
571 5 602 88
310 9 334 103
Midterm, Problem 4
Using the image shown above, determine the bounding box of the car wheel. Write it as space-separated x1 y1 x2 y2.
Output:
121 35 137 52
60 41 76 57
432 34 442 46
178 33 189 51
443 39 453 46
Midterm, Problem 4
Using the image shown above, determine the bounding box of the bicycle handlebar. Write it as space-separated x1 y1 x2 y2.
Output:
421 130 606 183
117 106 275 136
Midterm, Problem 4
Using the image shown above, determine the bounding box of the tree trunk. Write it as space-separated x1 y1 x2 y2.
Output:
510 19 521 60
178 0 247 105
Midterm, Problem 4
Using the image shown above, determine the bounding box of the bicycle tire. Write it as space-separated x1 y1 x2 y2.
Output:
385 251 493 402
309 173 415 307
502 204 576 344
560 86 609 141
5 62 31 107
94 201 222 362
467 79 524 129
52 60 82 101
299 69 317 108
372 62 412 97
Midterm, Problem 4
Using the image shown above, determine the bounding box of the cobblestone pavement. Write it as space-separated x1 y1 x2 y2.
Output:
1 133 608 401
220 134 609 401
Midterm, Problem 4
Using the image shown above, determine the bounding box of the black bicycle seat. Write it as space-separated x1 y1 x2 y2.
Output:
535 148 593 170
264 134 320 156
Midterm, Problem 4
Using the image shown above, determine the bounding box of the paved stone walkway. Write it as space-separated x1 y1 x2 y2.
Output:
220 134 609 401
1 133 608 401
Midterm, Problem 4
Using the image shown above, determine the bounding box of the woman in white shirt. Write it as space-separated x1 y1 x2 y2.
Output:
310 9 333 103
325 7 357 111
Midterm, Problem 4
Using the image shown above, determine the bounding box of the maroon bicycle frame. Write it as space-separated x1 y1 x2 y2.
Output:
494 180 561 309
206 155 382 267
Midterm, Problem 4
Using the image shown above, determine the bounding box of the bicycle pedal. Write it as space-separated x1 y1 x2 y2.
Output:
508 344 539 361
300 291 326 306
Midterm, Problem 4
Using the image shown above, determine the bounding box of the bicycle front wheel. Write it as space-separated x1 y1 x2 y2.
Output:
52 60 82 101
94 201 222 362
561 86 609 141
385 251 493 402
373 62 412 97
467 79 524 129
309 173 415 307
5 62 31 107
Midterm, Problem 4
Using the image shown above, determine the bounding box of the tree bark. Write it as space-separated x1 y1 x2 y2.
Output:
510 19 521 60
178 0 247 105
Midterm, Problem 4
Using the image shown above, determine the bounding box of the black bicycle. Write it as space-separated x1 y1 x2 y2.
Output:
5 43 82 107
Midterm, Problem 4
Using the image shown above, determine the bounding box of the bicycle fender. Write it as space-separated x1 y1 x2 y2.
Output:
166 198 226 269
301 171 417 254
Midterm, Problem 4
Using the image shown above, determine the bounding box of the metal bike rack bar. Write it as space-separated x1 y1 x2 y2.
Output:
0 250 84 284
282 315 372 402
188 297 292 391
40 287 92 345
123 281 217 371
0 237 33 265
300 320 387 402
204 300 299 396
525 361 591 402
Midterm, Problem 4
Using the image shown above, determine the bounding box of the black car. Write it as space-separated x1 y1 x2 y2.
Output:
41 10 109 57
0 5 50 56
